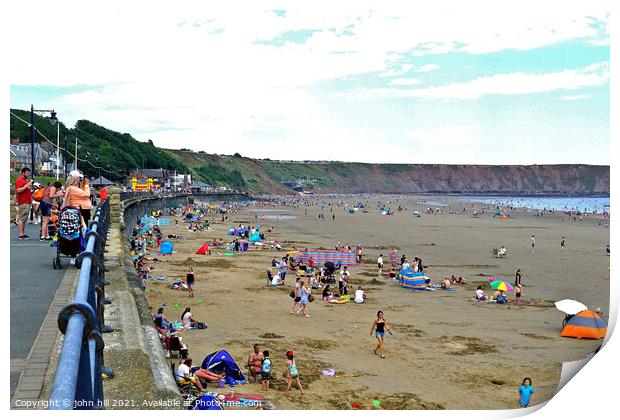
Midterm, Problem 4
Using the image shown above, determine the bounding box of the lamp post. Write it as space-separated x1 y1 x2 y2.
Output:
74 137 79 170
30 104 57 181
56 123 60 180
64 135 68 178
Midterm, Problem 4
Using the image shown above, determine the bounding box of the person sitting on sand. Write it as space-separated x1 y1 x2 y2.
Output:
453 276 466 285
176 358 205 392
181 307 198 328
272 272 284 286
354 286 367 304
496 290 508 304
441 277 452 289
247 344 264 383
322 284 333 301
171 280 189 291
153 307 171 330
388 268 397 279
498 245 507 258
475 286 488 301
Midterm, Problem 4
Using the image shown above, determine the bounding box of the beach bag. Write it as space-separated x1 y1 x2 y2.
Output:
33 187 47 202
308 294 315 303
193 322 207 330
289 290 295 299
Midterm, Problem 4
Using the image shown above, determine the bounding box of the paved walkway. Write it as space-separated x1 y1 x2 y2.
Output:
10 223 72 401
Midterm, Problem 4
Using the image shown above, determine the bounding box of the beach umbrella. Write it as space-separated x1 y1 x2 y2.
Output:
489 281 514 291
554 299 588 315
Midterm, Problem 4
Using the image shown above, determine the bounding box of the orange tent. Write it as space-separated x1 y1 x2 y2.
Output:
196 243 209 255
560 310 607 339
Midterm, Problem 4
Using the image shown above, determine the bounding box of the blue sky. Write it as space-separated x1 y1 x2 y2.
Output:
8 1 610 165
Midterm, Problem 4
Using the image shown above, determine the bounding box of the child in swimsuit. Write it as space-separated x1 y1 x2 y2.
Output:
284 350 304 395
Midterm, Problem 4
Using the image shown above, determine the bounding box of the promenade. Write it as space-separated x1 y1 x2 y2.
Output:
9 223 75 402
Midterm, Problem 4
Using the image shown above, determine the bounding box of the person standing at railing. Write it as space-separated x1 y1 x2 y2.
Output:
62 171 93 224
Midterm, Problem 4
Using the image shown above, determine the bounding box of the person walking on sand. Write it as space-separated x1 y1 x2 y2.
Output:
515 269 523 302
370 310 392 358
518 377 535 408
290 278 301 315
284 350 304 395
530 235 536 253
561 236 565 250
377 254 384 276
186 267 196 297
296 280 311 318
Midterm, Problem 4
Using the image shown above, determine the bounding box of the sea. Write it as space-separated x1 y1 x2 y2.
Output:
458 196 610 214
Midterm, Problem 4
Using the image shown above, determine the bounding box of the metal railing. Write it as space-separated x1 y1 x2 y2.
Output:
49 199 112 410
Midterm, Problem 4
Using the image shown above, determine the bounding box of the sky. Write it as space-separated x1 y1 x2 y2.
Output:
6 0 610 165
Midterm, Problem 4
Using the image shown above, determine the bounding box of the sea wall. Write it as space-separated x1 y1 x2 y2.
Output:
99 193 252 406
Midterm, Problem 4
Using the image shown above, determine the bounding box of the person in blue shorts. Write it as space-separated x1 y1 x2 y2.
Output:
519 377 535 408
370 311 392 358
261 350 272 391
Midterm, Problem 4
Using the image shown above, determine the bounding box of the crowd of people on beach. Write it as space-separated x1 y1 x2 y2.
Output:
118 193 609 410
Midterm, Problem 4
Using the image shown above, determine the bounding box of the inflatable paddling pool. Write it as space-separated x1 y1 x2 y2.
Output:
328 295 350 304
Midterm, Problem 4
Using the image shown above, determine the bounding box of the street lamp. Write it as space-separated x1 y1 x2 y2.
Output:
30 104 58 181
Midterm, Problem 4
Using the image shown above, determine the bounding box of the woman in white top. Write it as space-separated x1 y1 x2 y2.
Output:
181 307 197 328
354 287 366 304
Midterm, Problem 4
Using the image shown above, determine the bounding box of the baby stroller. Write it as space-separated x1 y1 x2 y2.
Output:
52 206 85 269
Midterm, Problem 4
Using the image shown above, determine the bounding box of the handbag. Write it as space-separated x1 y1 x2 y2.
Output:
308 294 315 302
289 290 295 298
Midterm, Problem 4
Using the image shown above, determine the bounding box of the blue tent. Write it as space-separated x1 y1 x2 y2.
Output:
192 394 224 410
159 241 174 255
201 349 246 385
249 232 261 242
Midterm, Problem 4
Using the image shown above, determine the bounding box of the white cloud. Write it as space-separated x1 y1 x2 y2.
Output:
5 0 610 165
389 78 421 86
343 62 609 100
5 0 609 87
415 64 440 73
559 94 592 101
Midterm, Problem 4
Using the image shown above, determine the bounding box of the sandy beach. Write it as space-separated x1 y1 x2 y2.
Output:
141 195 610 410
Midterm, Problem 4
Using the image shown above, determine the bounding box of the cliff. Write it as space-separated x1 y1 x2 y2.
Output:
163 150 609 196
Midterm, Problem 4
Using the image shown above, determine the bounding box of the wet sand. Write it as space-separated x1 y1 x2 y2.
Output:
143 195 609 409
